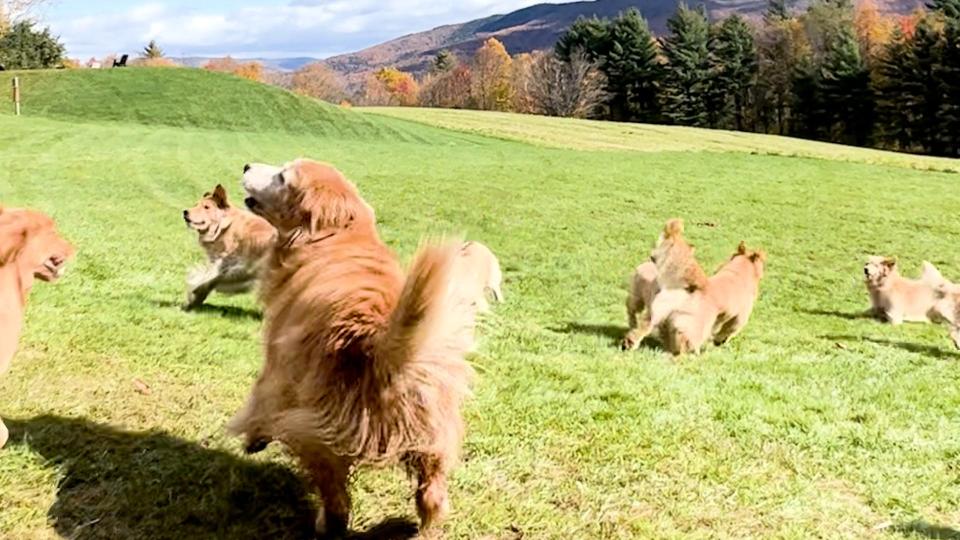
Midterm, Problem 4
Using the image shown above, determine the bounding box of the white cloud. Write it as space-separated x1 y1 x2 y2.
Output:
48 0 576 60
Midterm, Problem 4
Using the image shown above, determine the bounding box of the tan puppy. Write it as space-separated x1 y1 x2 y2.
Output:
653 242 765 355
621 262 659 351
457 241 504 312
864 257 943 325
182 184 276 310
230 159 478 536
0 207 74 448
924 266 960 348
651 218 709 291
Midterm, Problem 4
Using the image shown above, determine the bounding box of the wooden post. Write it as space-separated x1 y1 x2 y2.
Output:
12 77 20 116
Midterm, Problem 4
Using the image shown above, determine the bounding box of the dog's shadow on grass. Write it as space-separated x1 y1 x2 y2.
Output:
7 416 418 540
550 322 625 346
153 299 263 321
824 335 960 360
892 520 960 539
802 308 875 321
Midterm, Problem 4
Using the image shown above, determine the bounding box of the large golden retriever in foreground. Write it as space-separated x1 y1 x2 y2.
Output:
229 159 478 536
182 184 276 310
652 242 765 355
0 207 74 448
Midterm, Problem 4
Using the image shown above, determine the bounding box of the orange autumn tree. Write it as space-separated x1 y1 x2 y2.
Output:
364 67 419 106
204 56 264 82
472 38 513 111
854 0 896 65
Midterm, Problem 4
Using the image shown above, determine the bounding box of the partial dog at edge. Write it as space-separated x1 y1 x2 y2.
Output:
229 159 479 537
457 241 504 313
0 207 74 448
182 184 276 310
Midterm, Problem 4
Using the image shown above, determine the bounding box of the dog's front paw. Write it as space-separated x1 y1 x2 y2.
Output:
244 437 269 454
316 511 348 539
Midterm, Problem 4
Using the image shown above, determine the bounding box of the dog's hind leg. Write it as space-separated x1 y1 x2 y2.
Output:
713 316 748 347
411 452 452 532
184 263 221 311
303 453 352 539
621 295 651 351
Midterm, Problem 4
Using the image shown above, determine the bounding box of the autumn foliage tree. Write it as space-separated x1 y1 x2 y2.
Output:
292 62 346 103
525 50 608 118
472 38 513 111
420 65 473 109
204 57 264 82
364 67 419 106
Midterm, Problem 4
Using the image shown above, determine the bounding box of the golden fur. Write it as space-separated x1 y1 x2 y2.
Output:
621 262 660 351
864 257 943 325
652 242 765 355
0 207 74 448
182 184 276 310
457 241 504 312
651 218 709 291
924 266 960 349
229 159 478 536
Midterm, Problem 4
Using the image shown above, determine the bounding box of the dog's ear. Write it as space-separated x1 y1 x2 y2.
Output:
737 241 748 256
750 250 767 264
664 219 684 240
882 257 897 269
211 185 230 209
0 225 28 266
296 162 373 234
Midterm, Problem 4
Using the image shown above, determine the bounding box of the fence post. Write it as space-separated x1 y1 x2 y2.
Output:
12 77 20 116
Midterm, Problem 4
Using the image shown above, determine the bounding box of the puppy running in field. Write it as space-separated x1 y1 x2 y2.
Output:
0 207 74 448
229 159 479 537
622 219 708 351
457 241 504 312
863 257 944 325
921 265 960 349
653 242 766 356
182 184 276 310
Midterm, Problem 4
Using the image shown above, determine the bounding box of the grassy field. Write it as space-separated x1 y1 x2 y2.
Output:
1 69 960 539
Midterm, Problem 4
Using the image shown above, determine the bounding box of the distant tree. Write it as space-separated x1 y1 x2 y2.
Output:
790 51 821 139
472 38 513 111
0 0 51 35
292 62 346 103
364 67 419 106
510 52 538 113
875 26 921 149
556 17 609 62
661 4 712 127
0 20 64 69
818 26 874 145
938 14 960 155
765 0 790 22
605 9 664 122
142 39 164 59
854 0 895 66
709 15 758 130
526 50 608 118
204 57 263 82
420 64 473 108
431 50 458 74
911 16 948 154
928 0 960 19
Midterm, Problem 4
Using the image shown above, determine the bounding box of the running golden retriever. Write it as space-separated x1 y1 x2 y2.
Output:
864 257 944 325
229 159 478 536
0 207 74 448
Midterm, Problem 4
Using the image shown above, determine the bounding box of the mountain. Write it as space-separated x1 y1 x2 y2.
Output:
323 0 923 85
172 57 319 71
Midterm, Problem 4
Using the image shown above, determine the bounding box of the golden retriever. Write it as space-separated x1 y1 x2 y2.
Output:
182 184 276 310
621 262 659 351
650 218 709 292
229 159 478 536
0 207 74 448
457 241 504 312
652 242 765 355
864 257 943 325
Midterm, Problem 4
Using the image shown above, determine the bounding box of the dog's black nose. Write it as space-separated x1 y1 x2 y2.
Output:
243 164 252 173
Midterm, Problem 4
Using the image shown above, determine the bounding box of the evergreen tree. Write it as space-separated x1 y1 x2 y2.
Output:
709 15 759 130
790 54 821 139
142 39 164 59
0 20 64 69
928 0 960 19
431 50 457 74
818 27 874 145
938 17 960 155
661 4 712 127
875 27 921 149
556 17 609 62
766 0 790 22
912 16 947 154
604 9 663 122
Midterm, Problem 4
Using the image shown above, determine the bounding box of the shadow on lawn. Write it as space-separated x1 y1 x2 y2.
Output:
802 308 874 321
154 299 262 321
8 416 417 540
892 520 960 539
824 335 960 360
550 323 625 346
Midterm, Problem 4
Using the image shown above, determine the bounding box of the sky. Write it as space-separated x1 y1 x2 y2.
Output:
31 0 580 60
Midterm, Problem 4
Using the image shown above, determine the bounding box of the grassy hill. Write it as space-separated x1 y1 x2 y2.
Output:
0 68 441 141
2 69 960 539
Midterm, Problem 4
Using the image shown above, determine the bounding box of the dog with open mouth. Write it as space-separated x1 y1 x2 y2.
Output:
0 207 74 448
228 159 479 537
182 184 276 310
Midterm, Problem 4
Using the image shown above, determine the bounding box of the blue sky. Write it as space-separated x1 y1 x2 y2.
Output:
34 0 578 60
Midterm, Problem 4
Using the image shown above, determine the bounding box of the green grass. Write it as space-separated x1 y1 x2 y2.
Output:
366 107 960 174
2 69 960 539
